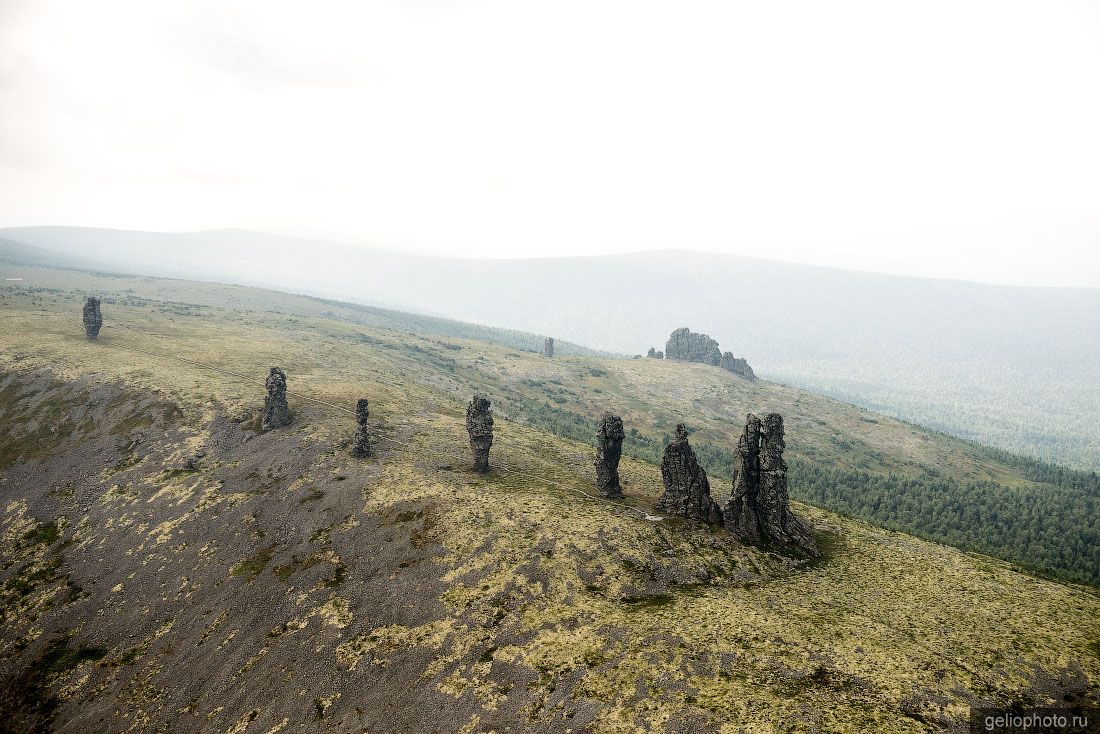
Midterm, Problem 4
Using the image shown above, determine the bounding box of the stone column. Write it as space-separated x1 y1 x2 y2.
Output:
83 297 103 339
724 413 818 557
594 412 625 498
351 398 371 457
262 367 292 430
655 424 723 525
466 394 494 473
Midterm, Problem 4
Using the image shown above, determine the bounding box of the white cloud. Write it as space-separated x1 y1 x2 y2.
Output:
1 0 1099 285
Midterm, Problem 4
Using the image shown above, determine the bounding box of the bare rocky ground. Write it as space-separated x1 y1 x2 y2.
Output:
0 371 777 733
3 368 1099 734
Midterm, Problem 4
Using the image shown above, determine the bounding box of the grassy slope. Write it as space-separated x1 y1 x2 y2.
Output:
0 264 1049 483
1 266 1099 732
14 263 1100 581
3 265 1098 582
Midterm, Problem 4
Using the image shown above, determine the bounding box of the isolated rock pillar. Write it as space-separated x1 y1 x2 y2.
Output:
543 337 554 358
261 367 292 430
82 297 102 339
594 412 625 498
466 394 494 473
655 424 723 524
351 398 371 457
724 413 818 556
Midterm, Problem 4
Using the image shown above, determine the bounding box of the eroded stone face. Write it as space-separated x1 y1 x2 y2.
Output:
664 328 721 365
720 352 756 380
465 394 493 473
262 367 292 430
82 297 102 340
351 398 371 458
725 413 818 557
656 424 723 525
543 338 554 358
594 412 625 498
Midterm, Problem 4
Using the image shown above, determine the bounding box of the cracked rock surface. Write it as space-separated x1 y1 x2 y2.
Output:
466 394 493 473
594 412 625 498
262 367 291 430
664 328 721 365
351 398 371 458
725 413 818 557
656 424 723 525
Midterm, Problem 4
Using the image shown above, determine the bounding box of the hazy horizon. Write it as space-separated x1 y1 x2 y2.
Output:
5 224 1098 471
3 1 1100 286
4 223 1099 290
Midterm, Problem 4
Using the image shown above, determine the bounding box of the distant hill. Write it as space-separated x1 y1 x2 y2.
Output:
3 225 1099 470
0 237 97 270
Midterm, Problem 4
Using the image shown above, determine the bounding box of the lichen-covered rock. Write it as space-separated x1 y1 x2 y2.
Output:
594 412 625 498
82 297 102 340
543 337 554 357
664 328 721 365
261 367 292 430
351 398 371 458
725 413 818 557
656 424 723 524
720 352 756 380
466 394 494 473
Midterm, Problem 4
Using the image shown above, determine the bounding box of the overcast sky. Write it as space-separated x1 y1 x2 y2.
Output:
1 1 1098 286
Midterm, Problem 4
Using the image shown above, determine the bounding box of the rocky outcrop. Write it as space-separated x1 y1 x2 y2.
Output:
594 412 625 498
656 424 723 524
543 338 554 357
262 367 292 430
82 297 102 340
664 328 755 378
646 348 664 359
665 328 721 366
351 398 371 458
720 352 756 380
466 394 494 473
724 413 818 557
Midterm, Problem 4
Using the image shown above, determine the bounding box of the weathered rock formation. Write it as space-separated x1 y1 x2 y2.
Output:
543 338 554 358
82 297 102 339
594 412 625 498
656 424 723 524
646 347 664 359
351 398 371 458
665 328 721 365
466 394 494 473
720 352 756 380
261 367 292 430
724 413 818 556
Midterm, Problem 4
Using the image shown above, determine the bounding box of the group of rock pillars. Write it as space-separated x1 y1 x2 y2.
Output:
81 297 815 557
261 365 816 557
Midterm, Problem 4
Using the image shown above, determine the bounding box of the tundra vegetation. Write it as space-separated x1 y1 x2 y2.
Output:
0 265 1097 733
